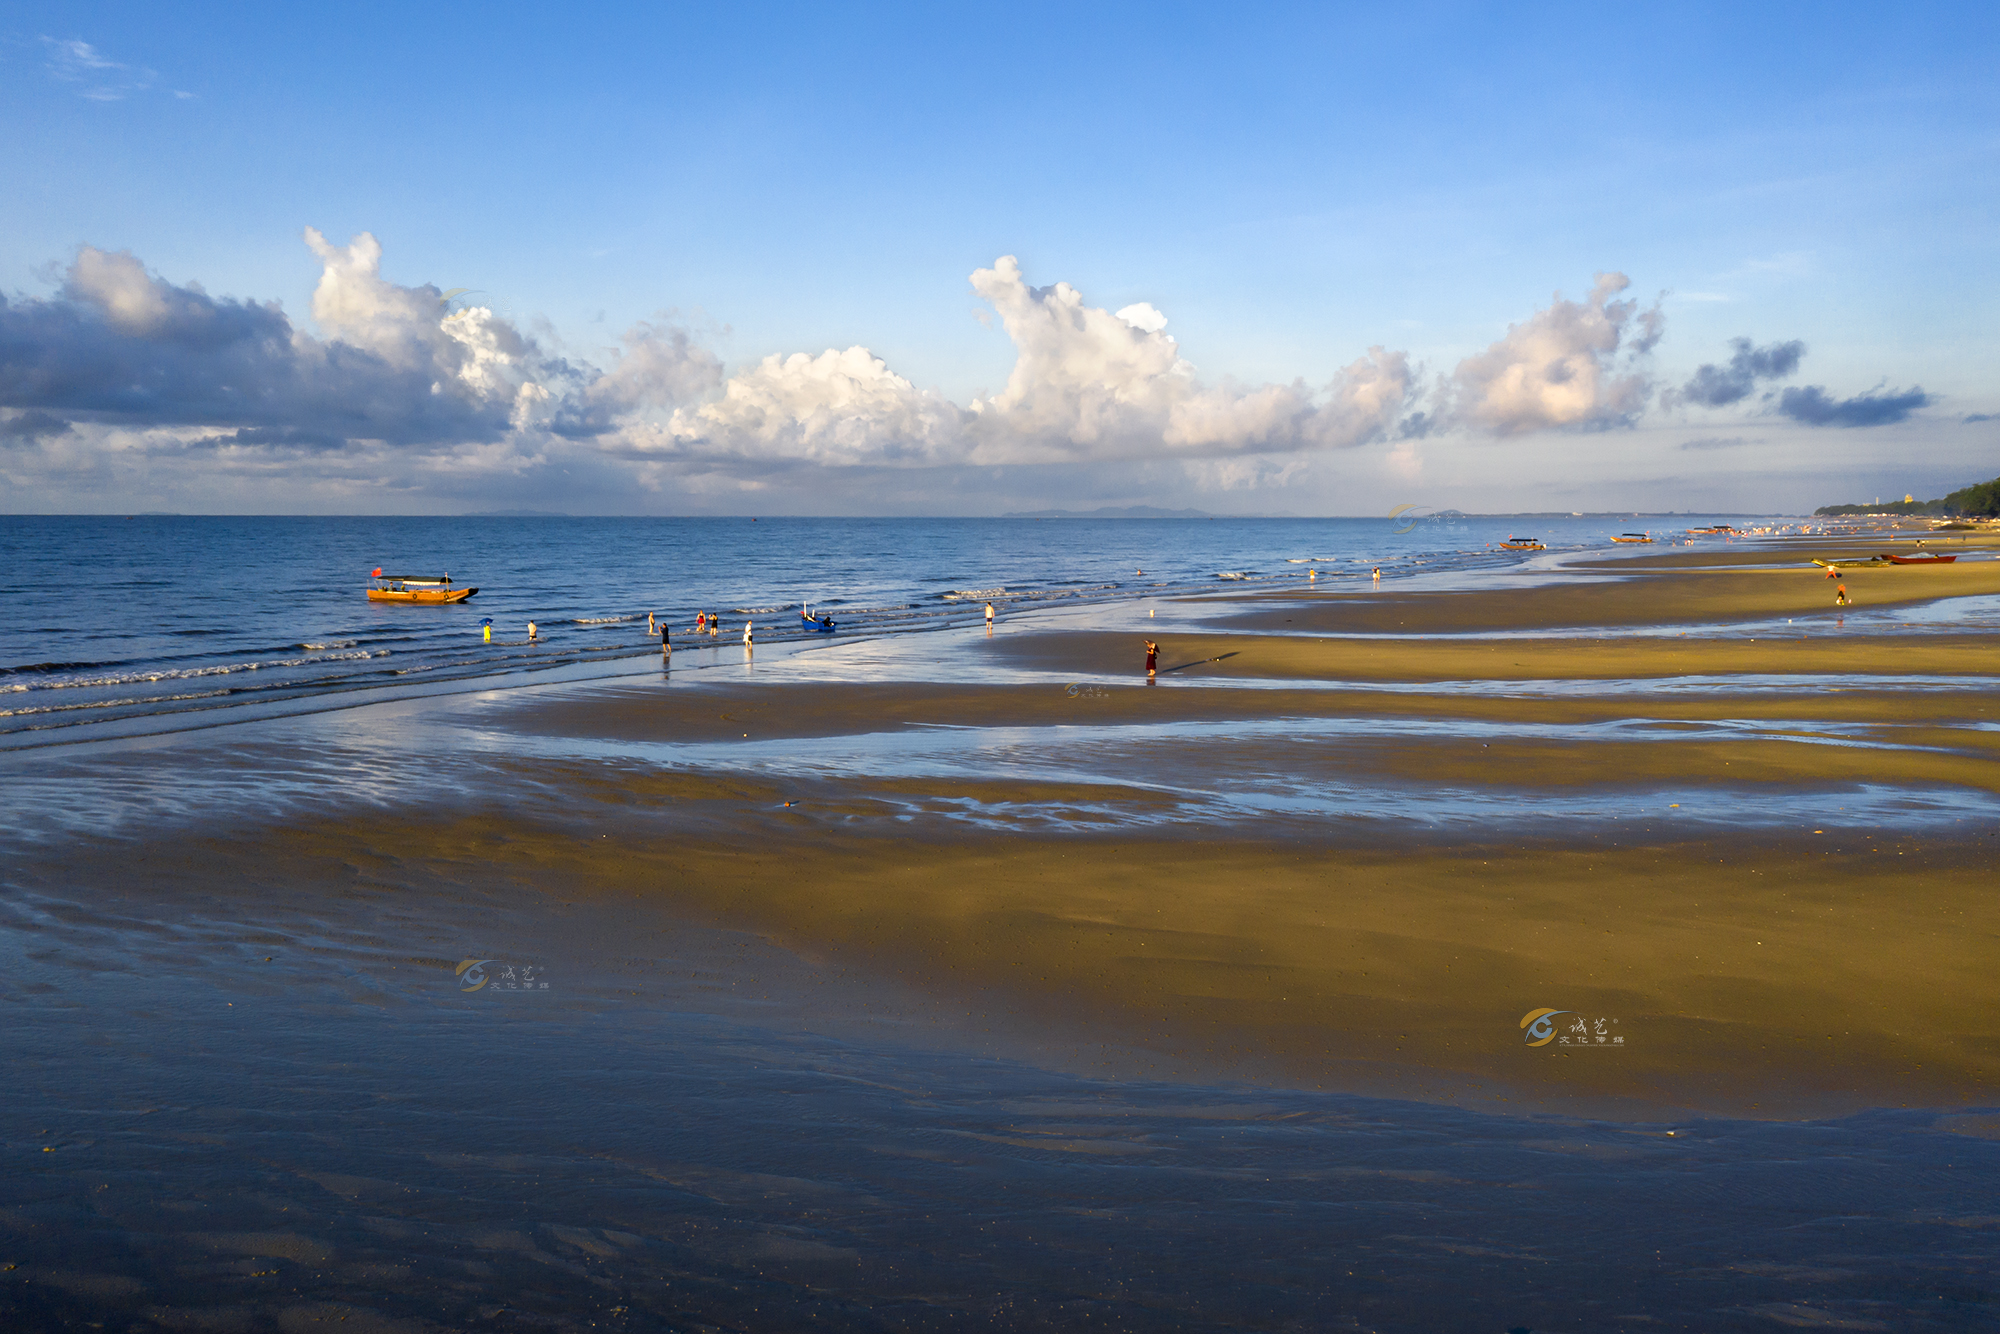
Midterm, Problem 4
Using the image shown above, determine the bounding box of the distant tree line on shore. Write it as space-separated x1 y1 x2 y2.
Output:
1815 474 2000 517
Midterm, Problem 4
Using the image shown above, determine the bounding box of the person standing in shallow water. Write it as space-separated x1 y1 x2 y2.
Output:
527 621 537 642
985 602 995 627
1145 639 1158 677
743 621 753 646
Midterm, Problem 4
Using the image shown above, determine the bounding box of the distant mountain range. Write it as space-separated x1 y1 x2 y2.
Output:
1001 506 1216 519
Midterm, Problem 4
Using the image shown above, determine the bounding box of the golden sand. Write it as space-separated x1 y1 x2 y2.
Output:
157 808 1996 1122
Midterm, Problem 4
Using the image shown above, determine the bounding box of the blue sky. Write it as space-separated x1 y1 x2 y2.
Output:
2 1 1995 513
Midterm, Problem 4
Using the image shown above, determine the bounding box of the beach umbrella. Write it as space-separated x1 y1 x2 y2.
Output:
479 616 493 625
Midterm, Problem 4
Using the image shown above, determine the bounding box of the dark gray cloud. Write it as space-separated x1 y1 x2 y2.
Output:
1965 413 1995 423
0 409 73 443
188 425 355 451
1677 435 1749 451
1676 337 1804 408
1777 384 1931 428
0 244 552 449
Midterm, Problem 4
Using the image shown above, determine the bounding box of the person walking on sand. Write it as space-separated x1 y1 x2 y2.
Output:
1145 639 1158 677
1835 581 1850 606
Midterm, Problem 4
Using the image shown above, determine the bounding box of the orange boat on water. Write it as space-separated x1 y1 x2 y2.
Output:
367 569 478 603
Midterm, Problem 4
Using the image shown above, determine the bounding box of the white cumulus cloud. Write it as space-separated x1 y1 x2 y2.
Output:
304 228 453 371
1116 302 1169 333
964 255 1410 462
14 231 1694 513
1449 272 1661 435
967 256 1193 456
657 346 967 467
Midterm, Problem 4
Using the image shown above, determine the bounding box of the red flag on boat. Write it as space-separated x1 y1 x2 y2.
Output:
372 567 382 577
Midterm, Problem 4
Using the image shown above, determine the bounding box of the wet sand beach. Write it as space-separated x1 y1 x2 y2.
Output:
4 534 1999 1330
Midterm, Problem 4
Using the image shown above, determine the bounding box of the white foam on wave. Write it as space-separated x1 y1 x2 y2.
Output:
13 649 390 692
0 685 241 719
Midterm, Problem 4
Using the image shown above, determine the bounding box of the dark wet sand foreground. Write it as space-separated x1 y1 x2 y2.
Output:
5 535 2000 1330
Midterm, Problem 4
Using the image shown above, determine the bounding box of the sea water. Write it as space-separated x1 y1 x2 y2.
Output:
1 512 1777 742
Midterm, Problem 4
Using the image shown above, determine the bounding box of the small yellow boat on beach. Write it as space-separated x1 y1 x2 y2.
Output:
367 569 478 603
1611 532 1653 543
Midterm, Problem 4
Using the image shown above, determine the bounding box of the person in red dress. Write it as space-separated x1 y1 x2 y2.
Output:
1144 639 1158 677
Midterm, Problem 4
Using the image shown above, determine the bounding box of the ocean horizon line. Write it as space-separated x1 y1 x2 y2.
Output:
6 509 1802 520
